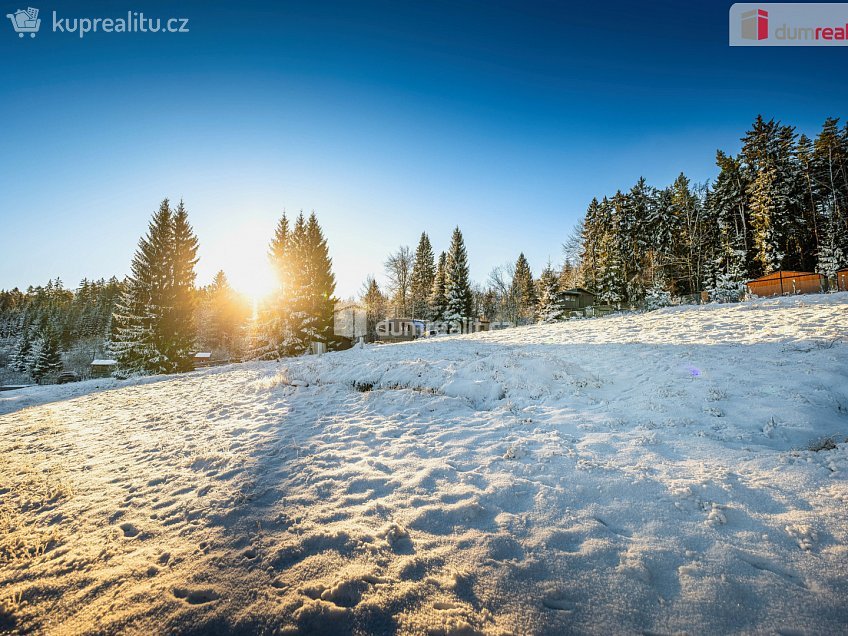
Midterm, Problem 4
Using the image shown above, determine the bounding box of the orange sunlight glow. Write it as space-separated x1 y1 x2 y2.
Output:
217 238 278 308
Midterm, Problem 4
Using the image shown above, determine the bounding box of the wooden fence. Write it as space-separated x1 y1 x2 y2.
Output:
746 271 825 298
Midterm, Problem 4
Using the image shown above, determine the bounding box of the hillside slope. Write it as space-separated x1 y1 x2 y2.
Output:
1 294 847 635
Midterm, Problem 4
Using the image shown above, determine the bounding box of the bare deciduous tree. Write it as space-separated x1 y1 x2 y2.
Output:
487 262 518 326
384 245 413 317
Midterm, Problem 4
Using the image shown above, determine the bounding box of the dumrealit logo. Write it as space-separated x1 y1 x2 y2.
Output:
741 8 769 40
730 3 848 46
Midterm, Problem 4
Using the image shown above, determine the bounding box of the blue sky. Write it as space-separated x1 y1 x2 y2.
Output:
1 0 846 298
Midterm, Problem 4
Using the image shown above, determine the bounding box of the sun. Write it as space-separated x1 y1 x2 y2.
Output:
226 257 278 307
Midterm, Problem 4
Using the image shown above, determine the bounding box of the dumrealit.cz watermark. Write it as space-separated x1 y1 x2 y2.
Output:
730 3 848 45
6 6 189 39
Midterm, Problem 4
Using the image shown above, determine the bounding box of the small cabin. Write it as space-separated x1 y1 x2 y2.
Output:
192 352 212 368
561 287 597 310
746 271 824 297
333 302 368 348
90 359 117 378
837 268 848 292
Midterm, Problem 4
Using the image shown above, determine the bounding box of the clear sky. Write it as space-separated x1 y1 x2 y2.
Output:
1 0 846 299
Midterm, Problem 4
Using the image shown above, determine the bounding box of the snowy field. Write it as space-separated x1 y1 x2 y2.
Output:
1 294 847 635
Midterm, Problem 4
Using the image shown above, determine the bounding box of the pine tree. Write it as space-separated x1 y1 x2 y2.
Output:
796 133 821 270
595 229 625 305
620 181 653 302
709 269 747 303
255 214 296 358
443 227 472 331
706 151 751 288
112 200 174 374
536 264 567 323
817 227 845 283
200 271 250 356
644 279 673 310
742 116 803 275
30 328 63 383
813 118 848 269
111 199 199 374
668 173 706 296
580 199 603 291
301 212 337 348
511 253 536 323
11 330 32 375
410 233 436 319
429 251 448 323
272 212 336 354
169 200 200 371
361 276 387 342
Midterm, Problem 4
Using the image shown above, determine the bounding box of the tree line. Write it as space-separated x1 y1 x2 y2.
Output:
2 114 846 380
364 228 578 335
0 277 121 383
112 203 338 374
577 115 848 306
373 227 473 327
360 115 847 327
0 201 337 382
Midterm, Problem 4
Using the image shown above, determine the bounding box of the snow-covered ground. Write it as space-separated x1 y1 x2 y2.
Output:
1 294 847 635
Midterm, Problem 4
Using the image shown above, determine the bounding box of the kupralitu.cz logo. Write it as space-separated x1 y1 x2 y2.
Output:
6 7 189 38
6 7 40 37
730 3 848 45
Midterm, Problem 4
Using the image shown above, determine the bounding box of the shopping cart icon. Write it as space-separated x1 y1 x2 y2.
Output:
6 7 41 38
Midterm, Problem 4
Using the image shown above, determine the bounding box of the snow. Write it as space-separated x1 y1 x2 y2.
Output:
1 293 847 635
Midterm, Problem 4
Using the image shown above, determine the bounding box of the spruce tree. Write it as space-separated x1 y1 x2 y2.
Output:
170 200 200 372
429 251 448 324
706 151 751 286
410 232 436 319
511 253 537 323
30 328 63 383
201 271 250 356
255 214 295 359
361 275 387 342
580 199 602 291
816 228 845 283
595 230 625 305
112 199 199 374
301 212 337 348
112 200 174 374
813 118 848 270
644 279 673 310
443 228 472 331
620 181 653 302
537 264 567 323
741 116 803 275
11 330 32 375
271 212 336 354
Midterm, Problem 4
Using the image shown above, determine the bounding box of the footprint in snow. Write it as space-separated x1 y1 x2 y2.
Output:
119 522 140 538
172 587 219 605
543 596 577 612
